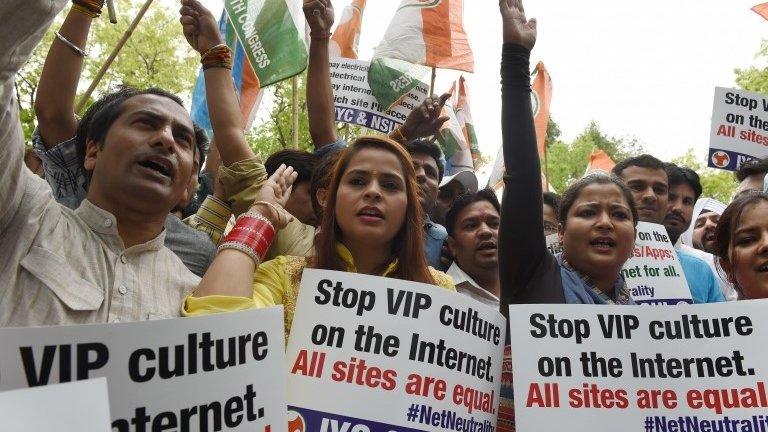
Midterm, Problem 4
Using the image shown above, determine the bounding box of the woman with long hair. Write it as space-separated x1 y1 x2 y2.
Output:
178 0 453 335
713 191 768 300
186 136 454 334
497 0 639 309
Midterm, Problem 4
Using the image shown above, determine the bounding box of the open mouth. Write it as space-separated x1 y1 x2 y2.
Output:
703 231 715 243
357 206 384 220
137 157 173 179
590 237 616 250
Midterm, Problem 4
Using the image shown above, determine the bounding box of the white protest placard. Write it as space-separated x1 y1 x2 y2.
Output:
0 378 111 431
546 233 563 255
621 222 692 305
286 269 505 431
330 58 429 133
509 301 768 432
708 86 768 171
0 308 286 432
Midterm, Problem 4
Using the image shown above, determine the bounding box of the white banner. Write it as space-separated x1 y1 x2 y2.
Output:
622 222 692 304
330 58 428 133
0 309 286 432
286 269 505 431
0 378 111 431
509 301 768 432
708 86 768 171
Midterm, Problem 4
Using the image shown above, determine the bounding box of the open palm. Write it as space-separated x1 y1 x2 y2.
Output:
499 0 537 50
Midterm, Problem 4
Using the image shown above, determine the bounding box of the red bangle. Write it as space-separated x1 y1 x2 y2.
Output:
218 214 276 263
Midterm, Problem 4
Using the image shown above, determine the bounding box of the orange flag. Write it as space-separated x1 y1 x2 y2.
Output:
752 2 768 20
373 0 474 73
531 62 553 157
330 0 367 59
585 149 616 174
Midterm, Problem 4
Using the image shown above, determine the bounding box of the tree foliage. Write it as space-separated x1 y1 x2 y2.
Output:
735 39 768 94
670 149 736 203
14 1 198 142
544 120 645 192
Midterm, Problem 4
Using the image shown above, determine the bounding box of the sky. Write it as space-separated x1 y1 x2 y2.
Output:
193 0 768 167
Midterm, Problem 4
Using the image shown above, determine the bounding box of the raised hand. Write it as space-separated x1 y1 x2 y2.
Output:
179 0 223 55
252 164 299 229
400 93 451 140
499 0 537 50
303 0 335 34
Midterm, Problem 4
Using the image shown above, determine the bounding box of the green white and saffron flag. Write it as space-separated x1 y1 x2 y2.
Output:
224 0 308 87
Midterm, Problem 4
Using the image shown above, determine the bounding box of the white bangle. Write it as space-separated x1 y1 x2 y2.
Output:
55 31 88 57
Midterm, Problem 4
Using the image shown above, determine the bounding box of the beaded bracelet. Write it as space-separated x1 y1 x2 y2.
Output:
72 0 103 16
201 44 233 70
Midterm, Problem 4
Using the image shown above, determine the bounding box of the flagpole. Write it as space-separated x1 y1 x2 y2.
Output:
429 67 436 95
75 0 155 114
291 76 299 150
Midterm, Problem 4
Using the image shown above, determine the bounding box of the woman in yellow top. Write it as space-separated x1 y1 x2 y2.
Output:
180 0 453 336
187 135 455 334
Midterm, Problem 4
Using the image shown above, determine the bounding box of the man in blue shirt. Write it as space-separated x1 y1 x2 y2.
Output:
613 155 723 303
405 139 449 271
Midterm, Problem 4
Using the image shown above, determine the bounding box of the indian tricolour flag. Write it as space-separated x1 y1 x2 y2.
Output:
224 0 307 87
438 82 473 175
369 0 473 110
191 12 263 138
455 75 480 168
330 0 367 59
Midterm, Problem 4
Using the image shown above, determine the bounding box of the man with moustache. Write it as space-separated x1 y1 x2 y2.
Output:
0 0 200 326
444 189 501 308
664 165 736 301
613 156 722 304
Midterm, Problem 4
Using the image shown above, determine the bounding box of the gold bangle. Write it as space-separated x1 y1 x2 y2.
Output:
251 201 283 226
201 43 229 62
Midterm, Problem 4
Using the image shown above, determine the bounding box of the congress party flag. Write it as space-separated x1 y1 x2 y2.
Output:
330 0 366 59
532 61 553 157
368 0 473 110
191 12 263 138
752 2 768 21
585 149 616 174
455 75 480 167
224 0 307 87
374 0 474 72
438 82 473 174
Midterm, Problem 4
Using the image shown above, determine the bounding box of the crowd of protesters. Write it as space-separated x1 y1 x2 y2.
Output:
2 0 768 349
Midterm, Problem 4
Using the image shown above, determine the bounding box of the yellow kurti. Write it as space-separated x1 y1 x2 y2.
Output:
184 243 455 337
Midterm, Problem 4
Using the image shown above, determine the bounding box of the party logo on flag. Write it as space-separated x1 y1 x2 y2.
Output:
369 0 473 110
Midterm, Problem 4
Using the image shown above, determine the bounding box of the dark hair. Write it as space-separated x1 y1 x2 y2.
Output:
542 191 561 215
612 154 665 177
312 136 435 285
404 138 444 181
559 173 638 226
735 157 768 182
310 149 343 222
79 87 185 152
445 188 501 236
192 124 209 170
264 149 317 184
713 191 768 294
665 163 702 201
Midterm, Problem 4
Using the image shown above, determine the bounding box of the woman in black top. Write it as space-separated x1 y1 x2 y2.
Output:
497 0 639 314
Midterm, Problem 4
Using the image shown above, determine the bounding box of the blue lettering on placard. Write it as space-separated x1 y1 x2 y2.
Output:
334 107 400 134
